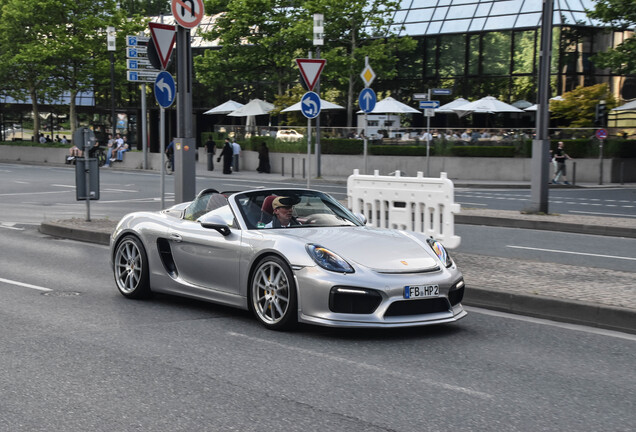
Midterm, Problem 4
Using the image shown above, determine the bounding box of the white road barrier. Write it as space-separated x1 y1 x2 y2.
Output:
347 170 461 248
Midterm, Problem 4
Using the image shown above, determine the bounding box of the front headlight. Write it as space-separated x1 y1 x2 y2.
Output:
427 238 453 268
306 244 354 273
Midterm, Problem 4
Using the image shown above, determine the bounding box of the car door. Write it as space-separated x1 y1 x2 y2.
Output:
168 206 245 294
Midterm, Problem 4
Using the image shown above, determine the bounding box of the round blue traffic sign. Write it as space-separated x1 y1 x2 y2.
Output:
595 128 608 140
359 88 376 113
154 71 176 108
301 91 321 119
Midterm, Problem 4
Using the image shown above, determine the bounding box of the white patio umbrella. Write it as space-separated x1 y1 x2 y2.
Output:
227 98 275 117
357 96 420 114
281 98 344 112
525 96 565 112
227 99 275 134
611 100 636 111
435 97 469 113
451 96 524 118
203 100 244 115
512 100 533 109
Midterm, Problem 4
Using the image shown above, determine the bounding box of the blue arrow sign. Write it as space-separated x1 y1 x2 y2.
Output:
154 71 176 108
301 91 321 119
359 88 376 113
419 100 440 109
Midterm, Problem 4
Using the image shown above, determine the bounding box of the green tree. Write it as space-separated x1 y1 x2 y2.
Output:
44 1 143 137
0 0 61 139
197 0 415 126
0 0 144 139
550 83 616 127
587 0 636 75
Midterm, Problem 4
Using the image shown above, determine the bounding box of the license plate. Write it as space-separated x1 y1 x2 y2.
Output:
404 285 439 299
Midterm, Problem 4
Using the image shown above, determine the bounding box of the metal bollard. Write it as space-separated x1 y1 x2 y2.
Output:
291 158 295 178
302 158 306 179
621 161 624 185
281 157 285 177
572 161 576 186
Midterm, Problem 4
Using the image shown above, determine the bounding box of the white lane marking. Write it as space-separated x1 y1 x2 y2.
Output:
0 223 24 231
228 331 493 399
51 184 75 188
507 245 636 261
465 307 636 341
0 277 52 292
568 210 636 218
13 180 29 184
0 191 68 197
458 202 488 206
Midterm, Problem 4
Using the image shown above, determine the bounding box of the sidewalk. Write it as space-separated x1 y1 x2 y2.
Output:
39 167 636 334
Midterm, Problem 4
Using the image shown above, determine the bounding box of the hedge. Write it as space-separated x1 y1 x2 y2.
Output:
450 146 516 157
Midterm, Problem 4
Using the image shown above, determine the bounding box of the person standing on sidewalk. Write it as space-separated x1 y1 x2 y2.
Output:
552 141 573 185
205 137 216 171
232 138 241 172
217 138 233 174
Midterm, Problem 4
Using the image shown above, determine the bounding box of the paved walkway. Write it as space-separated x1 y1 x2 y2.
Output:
39 166 636 334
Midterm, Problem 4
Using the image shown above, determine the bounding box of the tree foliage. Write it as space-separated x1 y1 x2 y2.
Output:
550 83 616 127
587 0 636 75
0 0 144 138
197 0 415 126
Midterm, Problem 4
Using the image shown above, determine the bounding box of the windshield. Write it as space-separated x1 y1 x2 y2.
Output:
234 189 363 230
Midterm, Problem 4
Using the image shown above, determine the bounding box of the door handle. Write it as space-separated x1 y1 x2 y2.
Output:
170 233 182 242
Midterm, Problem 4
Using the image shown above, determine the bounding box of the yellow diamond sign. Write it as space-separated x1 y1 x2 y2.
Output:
360 64 376 87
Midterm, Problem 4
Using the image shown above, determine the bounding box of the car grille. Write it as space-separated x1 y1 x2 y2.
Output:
329 286 382 314
384 298 450 317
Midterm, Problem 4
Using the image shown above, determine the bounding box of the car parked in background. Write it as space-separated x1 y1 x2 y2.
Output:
276 129 303 141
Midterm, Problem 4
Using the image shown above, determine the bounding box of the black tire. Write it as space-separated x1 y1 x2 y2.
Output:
113 235 151 299
165 159 173 175
250 256 298 330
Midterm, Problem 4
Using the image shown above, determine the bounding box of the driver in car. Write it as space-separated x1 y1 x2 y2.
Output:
265 196 301 228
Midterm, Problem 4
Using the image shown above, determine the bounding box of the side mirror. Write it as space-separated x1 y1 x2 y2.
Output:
354 212 367 225
198 214 231 236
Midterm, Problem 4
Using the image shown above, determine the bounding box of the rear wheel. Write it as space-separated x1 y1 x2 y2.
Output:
250 256 297 330
113 235 150 299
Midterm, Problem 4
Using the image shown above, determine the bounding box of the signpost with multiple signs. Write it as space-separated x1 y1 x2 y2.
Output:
296 59 326 188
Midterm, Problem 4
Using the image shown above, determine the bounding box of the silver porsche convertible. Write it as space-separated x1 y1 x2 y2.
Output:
110 188 466 330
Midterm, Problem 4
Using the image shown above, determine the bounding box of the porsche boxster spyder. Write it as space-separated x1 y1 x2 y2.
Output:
110 188 466 330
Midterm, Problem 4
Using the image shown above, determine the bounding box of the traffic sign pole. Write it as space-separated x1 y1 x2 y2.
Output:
426 89 431 176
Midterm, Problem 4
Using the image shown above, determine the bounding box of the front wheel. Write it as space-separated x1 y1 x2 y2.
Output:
113 235 150 299
250 256 297 330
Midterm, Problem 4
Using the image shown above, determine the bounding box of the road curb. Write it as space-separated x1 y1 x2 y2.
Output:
456 214 636 238
464 286 636 334
39 222 111 246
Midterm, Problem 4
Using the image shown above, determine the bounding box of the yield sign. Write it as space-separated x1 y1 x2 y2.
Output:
296 59 326 92
149 23 176 70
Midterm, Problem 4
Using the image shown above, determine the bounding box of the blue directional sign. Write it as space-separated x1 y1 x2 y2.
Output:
431 88 452 96
359 88 376 113
154 71 176 108
419 100 440 109
301 91 321 119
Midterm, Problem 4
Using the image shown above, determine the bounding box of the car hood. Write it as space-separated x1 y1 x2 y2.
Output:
280 227 439 273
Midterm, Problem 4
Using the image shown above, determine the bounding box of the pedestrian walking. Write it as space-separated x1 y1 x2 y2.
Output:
217 138 233 174
552 141 573 185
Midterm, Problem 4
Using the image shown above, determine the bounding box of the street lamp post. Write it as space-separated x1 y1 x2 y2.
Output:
107 27 116 138
314 13 324 178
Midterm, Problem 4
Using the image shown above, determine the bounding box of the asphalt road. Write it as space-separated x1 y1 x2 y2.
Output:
455 187 636 218
1 226 635 431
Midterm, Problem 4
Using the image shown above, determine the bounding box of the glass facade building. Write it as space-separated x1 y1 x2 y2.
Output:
380 0 635 104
